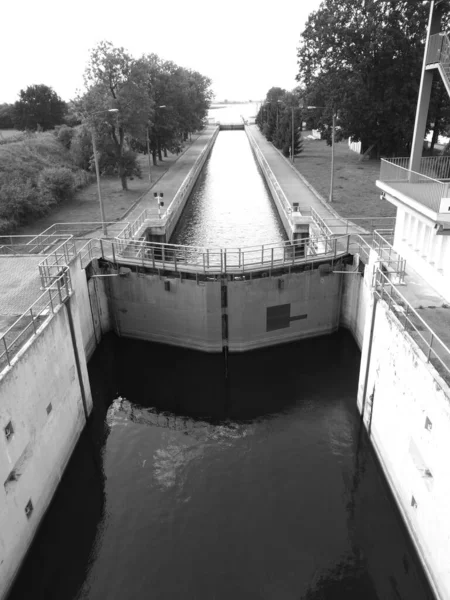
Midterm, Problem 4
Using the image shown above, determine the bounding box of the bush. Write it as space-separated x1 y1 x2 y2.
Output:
55 125 75 149
38 167 76 204
0 178 49 231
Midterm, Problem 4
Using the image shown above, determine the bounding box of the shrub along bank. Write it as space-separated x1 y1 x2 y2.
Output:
0 131 93 233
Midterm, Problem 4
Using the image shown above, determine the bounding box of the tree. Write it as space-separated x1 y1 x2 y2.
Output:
82 41 153 190
13 85 67 131
297 0 432 157
0 104 14 129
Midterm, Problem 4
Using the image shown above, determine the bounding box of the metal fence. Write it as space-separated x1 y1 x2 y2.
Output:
374 268 450 385
38 238 79 288
83 232 353 275
0 269 72 372
245 128 293 222
379 158 448 213
372 230 406 282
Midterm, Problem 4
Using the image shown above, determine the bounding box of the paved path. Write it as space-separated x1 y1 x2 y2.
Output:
247 125 363 236
124 126 218 225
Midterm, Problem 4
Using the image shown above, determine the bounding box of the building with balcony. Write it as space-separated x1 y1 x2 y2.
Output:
376 1 450 301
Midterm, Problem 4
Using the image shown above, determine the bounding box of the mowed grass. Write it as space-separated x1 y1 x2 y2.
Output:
295 133 396 223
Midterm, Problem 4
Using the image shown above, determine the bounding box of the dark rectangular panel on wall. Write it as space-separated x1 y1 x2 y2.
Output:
267 304 291 331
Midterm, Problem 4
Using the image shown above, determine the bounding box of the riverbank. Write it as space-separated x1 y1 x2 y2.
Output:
13 136 200 237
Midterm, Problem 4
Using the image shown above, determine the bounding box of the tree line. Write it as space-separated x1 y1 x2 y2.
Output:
255 87 303 158
296 0 450 158
0 41 213 189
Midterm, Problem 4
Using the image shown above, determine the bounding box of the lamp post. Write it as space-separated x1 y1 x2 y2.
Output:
87 108 119 236
306 105 336 203
147 105 167 183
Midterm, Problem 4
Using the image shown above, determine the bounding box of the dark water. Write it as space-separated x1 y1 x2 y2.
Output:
9 330 434 600
170 130 287 248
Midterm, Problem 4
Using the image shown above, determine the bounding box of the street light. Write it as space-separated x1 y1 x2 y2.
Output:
147 105 167 184
87 108 119 236
305 105 336 204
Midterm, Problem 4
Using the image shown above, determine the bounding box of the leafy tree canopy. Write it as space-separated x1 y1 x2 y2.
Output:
296 0 434 157
13 84 67 131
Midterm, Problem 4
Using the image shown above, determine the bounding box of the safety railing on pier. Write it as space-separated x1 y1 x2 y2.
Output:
379 158 448 213
38 237 79 288
0 234 73 256
79 233 353 275
245 128 293 223
374 267 450 384
372 230 406 282
0 269 71 372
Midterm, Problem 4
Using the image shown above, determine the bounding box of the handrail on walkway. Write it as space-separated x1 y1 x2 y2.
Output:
0 269 72 373
379 158 449 213
374 267 450 385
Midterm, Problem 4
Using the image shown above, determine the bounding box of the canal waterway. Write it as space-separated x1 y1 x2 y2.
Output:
9 331 434 600
170 130 287 248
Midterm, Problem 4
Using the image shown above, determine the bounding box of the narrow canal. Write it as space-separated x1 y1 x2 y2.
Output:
9 331 434 599
170 130 287 248
8 126 434 599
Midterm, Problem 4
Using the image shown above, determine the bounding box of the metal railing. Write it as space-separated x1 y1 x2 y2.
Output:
372 230 406 282
0 234 73 255
310 207 333 237
245 128 293 222
426 32 445 65
379 158 448 213
38 238 79 288
119 128 220 241
321 216 396 235
374 268 450 384
87 232 353 275
427 33 450 84
163 127 219 232
0 269 72 372
382 156 450 181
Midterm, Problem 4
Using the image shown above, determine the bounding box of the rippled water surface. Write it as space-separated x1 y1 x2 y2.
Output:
10 331 434 600
170 130 287 248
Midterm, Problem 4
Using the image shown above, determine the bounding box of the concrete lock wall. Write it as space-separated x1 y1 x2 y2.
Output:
357 298 450 600
227 269 341 351
104 268 342 352
0 298 93 599
340 265 371 350
107 273 223 352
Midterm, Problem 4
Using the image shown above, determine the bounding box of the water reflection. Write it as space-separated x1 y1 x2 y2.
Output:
170 130 287 248
9 331 434 600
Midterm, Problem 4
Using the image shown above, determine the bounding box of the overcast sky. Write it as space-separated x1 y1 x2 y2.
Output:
1 0 323 105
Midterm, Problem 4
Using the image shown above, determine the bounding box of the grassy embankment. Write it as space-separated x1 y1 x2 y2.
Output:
295 133 397 226
0 131 191 236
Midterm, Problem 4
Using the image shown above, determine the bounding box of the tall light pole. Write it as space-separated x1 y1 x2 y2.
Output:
291 106 295 164
87 108 119 236
307 105 336 203
147 105 166 184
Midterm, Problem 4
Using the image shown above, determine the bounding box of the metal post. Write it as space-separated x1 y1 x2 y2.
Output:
3 337 10 366
329 112 336 203
427 334 434 362
48 289 54 313
30 309 37 334
147 126 152 184
91 127 107 237
291 106 294 164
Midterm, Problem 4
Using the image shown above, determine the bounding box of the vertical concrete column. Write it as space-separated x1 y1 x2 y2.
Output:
410 2 442 174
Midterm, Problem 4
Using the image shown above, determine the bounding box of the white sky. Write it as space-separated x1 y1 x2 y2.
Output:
1 0 322 105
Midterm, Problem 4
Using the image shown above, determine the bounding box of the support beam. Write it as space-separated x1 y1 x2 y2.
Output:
410 1 442 173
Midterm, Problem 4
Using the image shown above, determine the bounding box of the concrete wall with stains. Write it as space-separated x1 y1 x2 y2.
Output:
357 298 450 600
105 267 342 352
0 287 93 598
